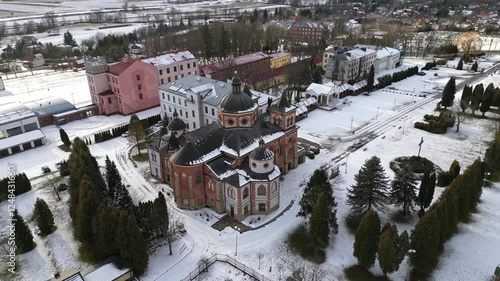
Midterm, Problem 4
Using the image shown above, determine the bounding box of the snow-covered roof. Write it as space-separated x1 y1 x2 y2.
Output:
0 129 45 150
83 262 131 281
24 96 76 116
306 83 333 95
376 47 401 59
141 50 196 67
0 103 36 125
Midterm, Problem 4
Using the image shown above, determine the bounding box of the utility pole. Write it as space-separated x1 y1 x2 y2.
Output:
376 106 379 121
350 117 354 134
393 99 397 111
345 154 349 174
403 119 406 134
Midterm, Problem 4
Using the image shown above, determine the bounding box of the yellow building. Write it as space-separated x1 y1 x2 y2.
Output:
269 52 291 69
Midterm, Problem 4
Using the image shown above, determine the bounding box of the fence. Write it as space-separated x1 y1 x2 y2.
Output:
180 253 272 281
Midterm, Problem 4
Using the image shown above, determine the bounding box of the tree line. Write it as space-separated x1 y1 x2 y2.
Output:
0 173 31 202
460 82 500 116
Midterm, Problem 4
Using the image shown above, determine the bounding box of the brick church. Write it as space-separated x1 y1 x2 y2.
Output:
148 73 299 220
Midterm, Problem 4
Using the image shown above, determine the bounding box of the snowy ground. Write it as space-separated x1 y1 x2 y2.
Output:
2 60 500 281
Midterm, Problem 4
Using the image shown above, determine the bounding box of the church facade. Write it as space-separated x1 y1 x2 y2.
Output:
148 73 299 220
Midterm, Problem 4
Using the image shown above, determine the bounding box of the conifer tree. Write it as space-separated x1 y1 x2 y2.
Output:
347 156 390 215
59 128 71 148
411 209 441 273
470 83 484 115
417 172 435 214
471 60 478 72
460 85 472 112
312 66 322 84
123 216 149 273
298 169 338 234
353 210 380 268
75 175 100 244
378 225 399 275
390 165 418 216
105 156 122 200
115 210 129 252
34 198 55 236
456 58 463 70
485 132 500 174
367 64 375 92
128 114 145 156
114 184 134 213
96 206 119 258
309 192 330 248
14 209 35 254
480 83 494 116
441 77 456 108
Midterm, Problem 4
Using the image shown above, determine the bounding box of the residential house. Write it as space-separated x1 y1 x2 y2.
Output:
128 43 144 54
148 74 300 220
374 47 401 74
22 53 45 68
141 50 199 85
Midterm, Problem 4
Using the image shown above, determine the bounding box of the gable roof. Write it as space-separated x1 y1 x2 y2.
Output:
107 58 137 76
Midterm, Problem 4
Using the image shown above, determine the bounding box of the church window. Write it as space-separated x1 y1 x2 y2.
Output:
272 182 278 192
228 187 235 198
227 118 235 126
264 163 269 169
243 188 249 199
257 185 266 196
252 162 257 168
258 203 266 211
241 118 248 126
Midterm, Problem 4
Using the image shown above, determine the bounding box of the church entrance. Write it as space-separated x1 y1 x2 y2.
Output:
230 205 235 217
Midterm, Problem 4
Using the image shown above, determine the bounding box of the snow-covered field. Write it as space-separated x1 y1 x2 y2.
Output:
1 59 500 281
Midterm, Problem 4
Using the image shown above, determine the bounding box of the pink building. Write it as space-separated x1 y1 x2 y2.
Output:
86 50 199 115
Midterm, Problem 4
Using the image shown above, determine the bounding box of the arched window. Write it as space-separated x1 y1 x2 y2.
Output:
243 188 249 199
195 171 202 184
272 182 278 193
181 172 187 178
208 181 214 191
228 187 235 198
257 185 266 196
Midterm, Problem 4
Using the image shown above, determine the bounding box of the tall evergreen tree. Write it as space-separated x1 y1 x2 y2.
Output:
485 132 500 174
96 206 119 258
471 60 478 72
460 85 472 112
367 64 375 92
75 175 100 244
34 198 55 236
263 9 268 22
441 77 456 108
456 58 463 70
200 23 214 61
116 211 149 273
298 169 338 234
470 83 484 115
59 128 71 148
14 209 35 254
353 210 381 268
417 171 436 214
311 66 322 84
309 192 330 248
105 156 122 200
377 225 399 275
217 24 231 60
347 156 390 215
63 30 77 47
114 184 135 213
411 209 441 273
390 165 418 216
480 83 494 116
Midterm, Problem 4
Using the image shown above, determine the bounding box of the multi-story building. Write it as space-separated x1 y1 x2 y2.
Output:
269 52 291 69
374 47 401 74
324 46 377 83
200 52 271 83
159 74 276 131
86 50 199 115
148 74 299 220
287 19 325 44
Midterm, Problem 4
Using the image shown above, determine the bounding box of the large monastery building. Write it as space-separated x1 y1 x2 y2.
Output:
148 73 299 220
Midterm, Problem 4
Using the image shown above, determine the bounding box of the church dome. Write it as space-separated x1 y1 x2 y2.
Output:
219 72 254 113
167 109 186 131
250 139 274 161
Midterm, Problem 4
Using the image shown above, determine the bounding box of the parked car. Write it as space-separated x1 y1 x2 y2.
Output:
121 132 129 138
417 72 426 76
176 222 187 235
41 166 51 173
55 161 63 170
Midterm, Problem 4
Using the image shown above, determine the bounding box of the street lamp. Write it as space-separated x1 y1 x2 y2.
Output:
393 99 397 111
345 153 349 174
234 226 240 256
402 119 406 134
350 117 354 135
71 93 75 106
376 106 380 121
